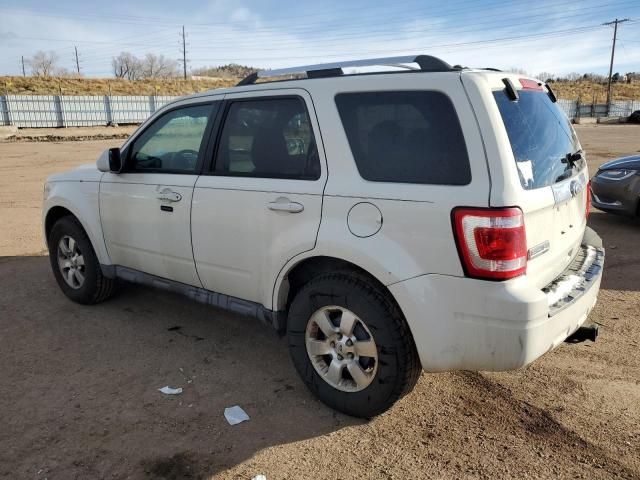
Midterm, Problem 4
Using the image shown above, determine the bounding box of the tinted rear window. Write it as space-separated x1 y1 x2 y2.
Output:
493 89 582 190
335 91 471 185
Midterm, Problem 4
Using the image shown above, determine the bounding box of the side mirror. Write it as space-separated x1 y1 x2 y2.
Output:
108 148 124 173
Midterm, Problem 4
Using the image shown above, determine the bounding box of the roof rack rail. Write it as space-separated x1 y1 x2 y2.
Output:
236 55 455 86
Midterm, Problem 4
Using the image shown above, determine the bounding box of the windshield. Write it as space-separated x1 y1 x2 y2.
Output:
493 89 582 190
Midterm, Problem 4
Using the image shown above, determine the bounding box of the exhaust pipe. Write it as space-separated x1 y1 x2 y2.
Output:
565 324 599 344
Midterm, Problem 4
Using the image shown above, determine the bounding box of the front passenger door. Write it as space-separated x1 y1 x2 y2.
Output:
100 101 218 286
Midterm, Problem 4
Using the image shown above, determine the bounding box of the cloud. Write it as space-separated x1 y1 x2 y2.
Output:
1 2 638 77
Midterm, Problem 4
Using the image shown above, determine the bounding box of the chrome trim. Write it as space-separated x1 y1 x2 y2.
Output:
527 240 550 260
543 244 604 317
591 193 622 207
105 265 286 331
552 171 587 205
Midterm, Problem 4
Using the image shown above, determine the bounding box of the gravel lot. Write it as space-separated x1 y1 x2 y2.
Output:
0 125 639 479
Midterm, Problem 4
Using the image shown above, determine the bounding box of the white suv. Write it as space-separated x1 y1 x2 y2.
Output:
43 55 604 418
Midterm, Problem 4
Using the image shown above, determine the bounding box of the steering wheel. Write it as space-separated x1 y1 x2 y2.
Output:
170 149 199 170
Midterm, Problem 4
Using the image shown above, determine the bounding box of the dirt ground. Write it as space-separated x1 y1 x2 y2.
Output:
0 125 639 479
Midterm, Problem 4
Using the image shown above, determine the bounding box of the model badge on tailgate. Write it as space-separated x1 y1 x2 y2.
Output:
528 240 550 260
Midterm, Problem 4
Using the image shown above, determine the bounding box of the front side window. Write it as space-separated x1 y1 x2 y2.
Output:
215 97 320 180
335 91 471 185
129 104 214 174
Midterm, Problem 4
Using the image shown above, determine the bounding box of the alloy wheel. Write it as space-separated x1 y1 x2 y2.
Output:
305 305 378 392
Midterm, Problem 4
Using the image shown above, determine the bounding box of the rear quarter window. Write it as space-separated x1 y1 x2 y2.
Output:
335 91 471 185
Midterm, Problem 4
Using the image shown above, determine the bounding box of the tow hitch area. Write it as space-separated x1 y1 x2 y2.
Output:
565 324 599 343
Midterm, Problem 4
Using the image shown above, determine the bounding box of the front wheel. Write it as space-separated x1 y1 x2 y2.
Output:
287 272 421 418
48 216 116 305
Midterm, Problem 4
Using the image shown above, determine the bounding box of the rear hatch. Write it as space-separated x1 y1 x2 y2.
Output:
466 73 589 288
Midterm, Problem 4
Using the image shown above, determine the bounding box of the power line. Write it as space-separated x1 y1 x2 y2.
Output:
0 0 624 34
6 2 639 77
0 0 533 30
187 24 608 63
13 0 636 63
602 18 630 108
71 23 613 75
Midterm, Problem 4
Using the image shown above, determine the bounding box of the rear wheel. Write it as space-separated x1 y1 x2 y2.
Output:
287 272 421 418
48 216 116 304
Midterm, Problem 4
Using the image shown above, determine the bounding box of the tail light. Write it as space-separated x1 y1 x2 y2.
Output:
452 207 527 280
585 181 591 220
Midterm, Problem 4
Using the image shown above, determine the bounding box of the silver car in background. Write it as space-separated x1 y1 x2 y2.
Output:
591 155 640 218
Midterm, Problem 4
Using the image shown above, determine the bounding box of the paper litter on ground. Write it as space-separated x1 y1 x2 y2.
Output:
224 405 250 425
158 386 183 395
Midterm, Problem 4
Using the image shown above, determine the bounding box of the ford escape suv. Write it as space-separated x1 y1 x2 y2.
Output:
42 55 604 418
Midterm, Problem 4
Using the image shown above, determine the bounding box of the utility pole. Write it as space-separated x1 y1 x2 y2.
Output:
603 18 630 111
74 46 81 75
181 25 187 80
21 56 26 77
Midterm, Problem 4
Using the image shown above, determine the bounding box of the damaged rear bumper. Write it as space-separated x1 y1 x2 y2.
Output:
389 227 604 372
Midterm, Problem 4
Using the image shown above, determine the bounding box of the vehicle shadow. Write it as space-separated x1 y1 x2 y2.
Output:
0 255 362 479
587 210 639 292
2 254 640 479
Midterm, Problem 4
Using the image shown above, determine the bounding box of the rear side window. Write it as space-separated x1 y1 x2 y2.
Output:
493 89 582 190
215 97 320 180
335 91 471 185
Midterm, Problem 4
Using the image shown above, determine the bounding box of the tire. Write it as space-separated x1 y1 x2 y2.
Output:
48 216 117 305
287 272 421 418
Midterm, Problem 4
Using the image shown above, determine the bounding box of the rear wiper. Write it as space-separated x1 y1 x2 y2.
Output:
561 150 583 169
555 171 573 183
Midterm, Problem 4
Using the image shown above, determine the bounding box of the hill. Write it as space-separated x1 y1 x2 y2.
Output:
0 76 237 96
548 80 640 102
1 75 639 101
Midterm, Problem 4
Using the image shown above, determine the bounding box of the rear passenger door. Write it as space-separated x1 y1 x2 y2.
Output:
191 90 326 308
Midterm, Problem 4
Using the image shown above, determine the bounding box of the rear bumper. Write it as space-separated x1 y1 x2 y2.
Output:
389 228 604 372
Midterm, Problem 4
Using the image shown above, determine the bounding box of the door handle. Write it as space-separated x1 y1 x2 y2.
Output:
157 189 182 202
267 197 304 213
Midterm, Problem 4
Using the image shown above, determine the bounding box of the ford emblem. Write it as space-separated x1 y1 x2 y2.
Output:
570 180 580 198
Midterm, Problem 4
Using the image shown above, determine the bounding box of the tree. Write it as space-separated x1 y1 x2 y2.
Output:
192 63 257 78
112 52 142 80
564 72 582 82
28 51 59 77
537 72 555 83
508 67 530 76
141 54 178 79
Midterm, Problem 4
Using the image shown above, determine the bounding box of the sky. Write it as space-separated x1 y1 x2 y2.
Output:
0 0 639 78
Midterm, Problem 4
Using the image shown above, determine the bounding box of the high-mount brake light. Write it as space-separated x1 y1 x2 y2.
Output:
519 78 543 91
452 207 527 280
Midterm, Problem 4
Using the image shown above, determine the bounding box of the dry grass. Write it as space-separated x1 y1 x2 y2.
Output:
0 76 237 96
1 76 639 101
551 81 640 102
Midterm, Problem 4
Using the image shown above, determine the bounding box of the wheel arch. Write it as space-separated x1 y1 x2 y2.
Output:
43 198 110 265
44 205 76 244
274 255 405 319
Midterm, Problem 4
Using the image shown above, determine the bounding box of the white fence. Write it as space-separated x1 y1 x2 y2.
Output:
1 95 639 128
0 95 180 128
